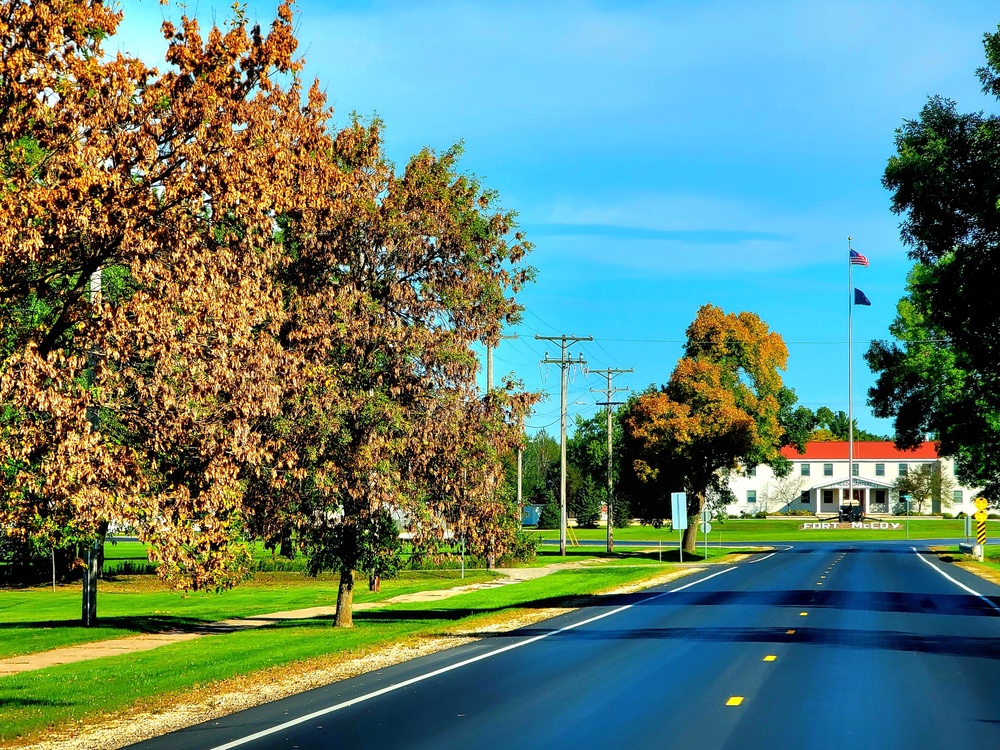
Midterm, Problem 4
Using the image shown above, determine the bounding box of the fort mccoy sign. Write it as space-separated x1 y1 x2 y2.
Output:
799 521 903 530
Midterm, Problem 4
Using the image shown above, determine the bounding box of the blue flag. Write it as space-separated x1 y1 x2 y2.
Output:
854 288 871 306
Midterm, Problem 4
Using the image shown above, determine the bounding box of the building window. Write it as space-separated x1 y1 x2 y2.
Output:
800 490 810 504
852 463 859 476
899 463 908 476
954 490 963 504
874 489 886 507
801 463 810 476
875 463 885 476
747 490 757 503
824 463 833 477
823 489 834 505
748 465 756 477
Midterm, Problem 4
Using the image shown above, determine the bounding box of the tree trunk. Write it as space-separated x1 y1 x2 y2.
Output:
96 521 108 578
279 532 295 560
682 492 705 553
682 522 698 553
335 568 355 627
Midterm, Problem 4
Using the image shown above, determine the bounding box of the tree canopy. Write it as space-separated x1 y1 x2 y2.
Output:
0 0 536 618
623 304 796 550
866 26 1000 498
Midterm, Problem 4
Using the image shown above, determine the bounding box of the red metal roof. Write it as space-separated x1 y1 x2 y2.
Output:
780 441 940 460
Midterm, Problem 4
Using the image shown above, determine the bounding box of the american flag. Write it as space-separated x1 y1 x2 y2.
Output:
850 249 869 267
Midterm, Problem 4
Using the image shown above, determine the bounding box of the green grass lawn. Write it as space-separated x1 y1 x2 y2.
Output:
527 517 995 543
0 569 498 660
0 562 700 743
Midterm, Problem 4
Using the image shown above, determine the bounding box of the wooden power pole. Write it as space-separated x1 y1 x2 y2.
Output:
590 368 632 553
536 334 591 555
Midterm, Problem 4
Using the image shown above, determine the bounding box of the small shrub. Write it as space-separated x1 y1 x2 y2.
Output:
252 557 308 573
500 530 538 564
103 559 157 576
754 511 768 519
989 513 1000 520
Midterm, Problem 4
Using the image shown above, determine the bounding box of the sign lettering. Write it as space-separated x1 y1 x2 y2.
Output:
799 522 902 530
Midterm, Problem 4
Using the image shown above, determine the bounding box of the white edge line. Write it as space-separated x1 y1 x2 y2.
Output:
209 565 737 750
747 544 793 564
912 546 1000 615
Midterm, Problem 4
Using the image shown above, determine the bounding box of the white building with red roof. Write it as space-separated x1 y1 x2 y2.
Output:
726 441 981 517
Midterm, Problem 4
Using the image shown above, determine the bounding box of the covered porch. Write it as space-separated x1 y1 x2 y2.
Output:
809 477 896 516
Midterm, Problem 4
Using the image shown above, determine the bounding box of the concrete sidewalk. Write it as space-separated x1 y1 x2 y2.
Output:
0 557 608 676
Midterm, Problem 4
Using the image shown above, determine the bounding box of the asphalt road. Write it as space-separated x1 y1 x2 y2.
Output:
127 542 1000 750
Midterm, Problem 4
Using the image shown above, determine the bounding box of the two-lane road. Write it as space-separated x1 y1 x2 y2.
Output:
128 543 1000 749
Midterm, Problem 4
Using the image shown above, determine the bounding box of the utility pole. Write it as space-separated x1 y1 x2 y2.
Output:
537 334 591 555
590 368 632 554
486 334 518 392
517 446 523 526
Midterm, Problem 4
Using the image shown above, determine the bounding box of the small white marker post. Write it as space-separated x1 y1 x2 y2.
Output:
671 492 687 563
700 508 715 560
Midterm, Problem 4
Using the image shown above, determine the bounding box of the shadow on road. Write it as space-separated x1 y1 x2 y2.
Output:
489 622 1000 659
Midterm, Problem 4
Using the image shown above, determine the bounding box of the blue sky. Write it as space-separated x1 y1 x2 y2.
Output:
117 0 1000 435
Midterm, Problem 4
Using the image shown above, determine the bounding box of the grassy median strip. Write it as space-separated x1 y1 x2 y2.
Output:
0 561 720 744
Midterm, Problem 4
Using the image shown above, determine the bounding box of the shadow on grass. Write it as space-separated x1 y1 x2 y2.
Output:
0 615 215 634
0 696 73 709
261 594 613 629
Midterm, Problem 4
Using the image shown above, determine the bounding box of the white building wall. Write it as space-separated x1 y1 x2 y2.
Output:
723 455 982 517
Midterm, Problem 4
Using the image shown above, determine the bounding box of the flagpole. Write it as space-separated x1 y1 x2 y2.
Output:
848 236 854 517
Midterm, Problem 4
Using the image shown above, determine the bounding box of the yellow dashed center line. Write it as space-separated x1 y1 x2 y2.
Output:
726 696 744 706
763 655 777 662
800 612 808 616
786 629 796 634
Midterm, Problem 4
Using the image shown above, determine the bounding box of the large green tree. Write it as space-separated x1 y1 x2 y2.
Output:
866 27 1000 498
809 407 887 442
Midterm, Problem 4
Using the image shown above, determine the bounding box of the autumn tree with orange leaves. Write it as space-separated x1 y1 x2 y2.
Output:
624 305 800 552
0 0 328 590
1 0 534 618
